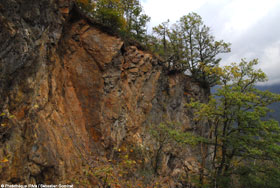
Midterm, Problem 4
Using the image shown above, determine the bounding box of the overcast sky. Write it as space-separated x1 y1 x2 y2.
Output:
141 0 280 85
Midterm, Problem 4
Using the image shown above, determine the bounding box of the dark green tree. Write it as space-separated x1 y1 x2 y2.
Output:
187 59 280 187
94 0 126 30
178 13 230 86
121 0 150 41
152 13 230 87
153 20 187 71
152 20 171 59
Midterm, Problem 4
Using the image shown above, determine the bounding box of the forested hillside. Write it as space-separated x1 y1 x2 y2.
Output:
257 84 280 122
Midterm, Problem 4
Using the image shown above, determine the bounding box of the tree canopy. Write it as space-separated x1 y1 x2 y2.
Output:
121 0 150 41
152 13 231 87
184 59 280 187
94 0 126 30
75 0 150 40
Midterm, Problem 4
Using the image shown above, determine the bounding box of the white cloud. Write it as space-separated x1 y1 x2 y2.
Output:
141 0 280 36
141 0 208 29
141 0 280 84
222 0 278 32
260 40 280 84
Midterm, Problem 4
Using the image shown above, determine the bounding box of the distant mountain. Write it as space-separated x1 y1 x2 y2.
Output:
256 84 280 94
256 84 280 122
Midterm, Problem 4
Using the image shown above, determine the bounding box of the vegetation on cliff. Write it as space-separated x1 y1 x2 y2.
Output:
1 0 279 187
73 1 280 187
185 59 280 187
75 0 230 88
151 13 231 86
76 0 150 42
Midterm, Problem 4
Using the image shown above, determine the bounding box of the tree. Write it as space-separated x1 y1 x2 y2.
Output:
152 20 171 59
153 20 187 71
121 0 150 41
152 13 230 87
186 59 280 187
75 0 126 30
94 0 126 30
75 0 150 41
178 13 230 86
148 123 174 175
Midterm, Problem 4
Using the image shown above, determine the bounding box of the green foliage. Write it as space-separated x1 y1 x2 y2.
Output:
75 0 126 31
76 3 229 88
95 0 126 30
236 161 280 188
168 127 206 146
68 4 280 187
152 20 172 59
75 0 150 40
76 0 95 13
121 0 150 42
152 13 230 87
187 59 280 187
179 13 231 78
148 122 174 174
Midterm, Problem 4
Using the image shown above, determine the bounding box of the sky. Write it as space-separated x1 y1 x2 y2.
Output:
140 0 280 85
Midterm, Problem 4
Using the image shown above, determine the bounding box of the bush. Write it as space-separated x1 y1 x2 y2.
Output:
95 0 126 31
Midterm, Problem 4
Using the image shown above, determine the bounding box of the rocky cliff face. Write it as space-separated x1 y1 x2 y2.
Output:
0 0 208 186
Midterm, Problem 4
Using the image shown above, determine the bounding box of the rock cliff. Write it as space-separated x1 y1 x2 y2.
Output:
0 0 208 186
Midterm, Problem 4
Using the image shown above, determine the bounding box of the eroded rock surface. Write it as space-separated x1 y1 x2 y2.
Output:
0 0 208 186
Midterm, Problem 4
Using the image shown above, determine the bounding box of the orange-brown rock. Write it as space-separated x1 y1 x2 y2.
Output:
0 1 208 186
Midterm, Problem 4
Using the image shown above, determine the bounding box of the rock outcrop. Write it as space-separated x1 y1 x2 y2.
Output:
0 0 208 186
